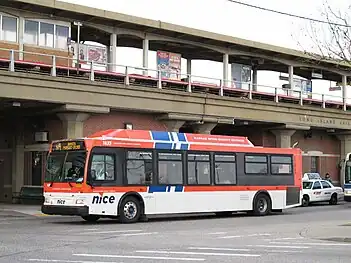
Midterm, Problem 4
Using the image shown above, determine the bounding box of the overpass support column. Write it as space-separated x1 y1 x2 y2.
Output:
252 66 258 91
108 33 117 72
271 129 296 148
12 132 24 198
288 65 294 90
223 53 229 87
142 38 149 76
187 59 192 76
342 75 347 111
162 120 185 132
193 123 217 134
57 113 90 139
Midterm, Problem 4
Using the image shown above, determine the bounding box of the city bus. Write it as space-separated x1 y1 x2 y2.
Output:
41 129 302 223
341 153 351 201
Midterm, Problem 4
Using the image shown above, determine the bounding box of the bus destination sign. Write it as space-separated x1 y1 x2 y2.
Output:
52 141 85 151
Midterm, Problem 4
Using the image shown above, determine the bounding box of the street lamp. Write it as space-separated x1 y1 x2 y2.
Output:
73 21 82 73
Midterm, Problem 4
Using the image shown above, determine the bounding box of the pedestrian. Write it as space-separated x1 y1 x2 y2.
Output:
325 172 332 183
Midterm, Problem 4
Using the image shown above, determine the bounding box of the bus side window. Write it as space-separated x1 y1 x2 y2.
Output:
91 154 116 181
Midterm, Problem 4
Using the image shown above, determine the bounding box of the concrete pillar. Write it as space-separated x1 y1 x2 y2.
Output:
187 59 192 76
193 123 217 134
162 120 185 132
12 133 24 197
336 134 351 188
337 134 351 161
57 112 90 139
342 75 347 110
252 66 258 91
108 33 117 72
18 17 24 60
223 53 229 87
142 39 149 76
271 129 296 148
288 65 294 89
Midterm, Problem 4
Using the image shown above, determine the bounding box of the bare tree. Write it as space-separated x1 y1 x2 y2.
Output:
296 0 351 69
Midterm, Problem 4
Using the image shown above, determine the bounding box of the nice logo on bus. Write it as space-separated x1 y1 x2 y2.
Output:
92 195 116 204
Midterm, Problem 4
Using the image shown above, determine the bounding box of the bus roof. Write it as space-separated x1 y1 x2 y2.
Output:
52 129 301 154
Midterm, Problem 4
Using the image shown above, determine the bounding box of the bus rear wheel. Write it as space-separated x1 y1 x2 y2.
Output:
253 193 271 216
119 196 141 224
81 215 100 222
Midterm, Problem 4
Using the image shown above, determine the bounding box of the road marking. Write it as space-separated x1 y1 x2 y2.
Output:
269 241 351 246
136 250 261 257
188 247 251 252
217 235 241 239
247 233 271 237
264 237 304 241
267 250 302 253
80 230 142 235
247 245 309 249
207 232 227 235
121 232 158 236
28 259 123 263
74 253 205 261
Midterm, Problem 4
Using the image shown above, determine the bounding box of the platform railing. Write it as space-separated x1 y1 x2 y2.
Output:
0 48 348 111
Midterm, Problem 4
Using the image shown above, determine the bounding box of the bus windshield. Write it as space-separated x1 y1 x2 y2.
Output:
45 151 87 183
345 161 351 184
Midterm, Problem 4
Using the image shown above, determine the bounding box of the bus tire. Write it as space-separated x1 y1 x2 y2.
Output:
118 196 141 224
252 193 271 216
81 215 100 222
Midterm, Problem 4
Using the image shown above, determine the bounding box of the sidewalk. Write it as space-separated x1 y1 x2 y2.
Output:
302 221 351 243
0 203 46 217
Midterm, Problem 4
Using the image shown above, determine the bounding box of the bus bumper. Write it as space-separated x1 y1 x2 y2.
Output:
41 205 89 216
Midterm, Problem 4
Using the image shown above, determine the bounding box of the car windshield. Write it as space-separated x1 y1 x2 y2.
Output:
45 151 86 183
303 182 313 189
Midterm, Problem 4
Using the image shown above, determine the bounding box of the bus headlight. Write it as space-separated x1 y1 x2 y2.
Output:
75 199 85 205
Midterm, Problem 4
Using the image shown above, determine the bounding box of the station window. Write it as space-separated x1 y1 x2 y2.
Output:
24 19 70 49
90 154 115 181
187 153 210 185
157 152 183 184
126 150 153 185
245 155 268 175
0 15 18 42
270 155 293 175
214 154 236 184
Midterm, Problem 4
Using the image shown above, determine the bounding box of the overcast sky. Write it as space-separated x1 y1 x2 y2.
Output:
61 0 349 100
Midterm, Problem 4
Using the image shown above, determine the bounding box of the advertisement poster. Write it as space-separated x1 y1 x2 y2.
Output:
231 63 251 89
157 50 181 80
74 43 107 66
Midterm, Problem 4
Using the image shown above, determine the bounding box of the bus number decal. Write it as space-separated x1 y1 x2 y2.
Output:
92 195 116 204
102 141 112 146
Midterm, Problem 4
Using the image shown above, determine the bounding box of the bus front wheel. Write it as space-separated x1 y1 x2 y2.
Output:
118 196 141 224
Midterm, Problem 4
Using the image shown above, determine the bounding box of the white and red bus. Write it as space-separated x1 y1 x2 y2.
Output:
42 129 302 223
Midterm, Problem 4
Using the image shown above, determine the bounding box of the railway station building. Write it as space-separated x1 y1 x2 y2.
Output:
0 0 351 202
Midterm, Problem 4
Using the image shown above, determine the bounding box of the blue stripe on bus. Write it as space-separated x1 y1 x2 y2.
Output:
180 143 189 150
151 131 170 141
344 184 351 189
177 133 187 142
148 185 184 193
155 142 173 149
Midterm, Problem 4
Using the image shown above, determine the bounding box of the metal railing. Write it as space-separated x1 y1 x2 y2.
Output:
0 48 348 111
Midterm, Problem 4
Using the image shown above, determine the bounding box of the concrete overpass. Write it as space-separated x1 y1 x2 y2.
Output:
0 0 351 202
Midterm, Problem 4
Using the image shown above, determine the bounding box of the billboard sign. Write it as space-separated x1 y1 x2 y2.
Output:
157 50 181 80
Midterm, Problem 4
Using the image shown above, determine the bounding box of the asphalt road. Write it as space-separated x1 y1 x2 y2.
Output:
1 203 351 263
